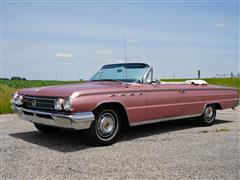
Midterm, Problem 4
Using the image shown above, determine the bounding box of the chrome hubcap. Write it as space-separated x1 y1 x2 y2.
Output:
97 112 116 138
205 106 214 121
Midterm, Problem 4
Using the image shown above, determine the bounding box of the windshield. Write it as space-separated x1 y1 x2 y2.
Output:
90 63 150 83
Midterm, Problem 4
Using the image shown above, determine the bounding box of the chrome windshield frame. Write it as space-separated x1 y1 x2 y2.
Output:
90 63 153 84
142 66 153 83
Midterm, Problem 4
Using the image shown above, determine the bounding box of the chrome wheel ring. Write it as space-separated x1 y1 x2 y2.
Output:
204 106 214 121
96 111 118 141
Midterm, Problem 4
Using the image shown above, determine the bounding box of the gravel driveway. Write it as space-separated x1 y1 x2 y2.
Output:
1 107 239 179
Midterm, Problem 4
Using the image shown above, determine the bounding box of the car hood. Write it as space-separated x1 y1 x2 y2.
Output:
19 81 126 98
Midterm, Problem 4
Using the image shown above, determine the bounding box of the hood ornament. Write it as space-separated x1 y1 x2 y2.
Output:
32 99 37 107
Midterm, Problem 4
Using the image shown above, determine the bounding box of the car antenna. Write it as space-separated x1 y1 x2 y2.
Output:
124 33 127 63
124 33 128 80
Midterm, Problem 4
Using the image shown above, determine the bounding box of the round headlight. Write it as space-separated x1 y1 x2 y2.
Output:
11 92 23 105
11 93 18 104
63 98 73 111
15 95 23 105
54 98 64 110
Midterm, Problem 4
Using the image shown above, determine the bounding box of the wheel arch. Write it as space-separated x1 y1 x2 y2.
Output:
93 102 130 127
213 103 222 110
203 102 222 111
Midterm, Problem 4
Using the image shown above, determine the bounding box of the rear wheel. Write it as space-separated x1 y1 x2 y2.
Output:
34 123 60 133
88 106 121 146
197 104 216 126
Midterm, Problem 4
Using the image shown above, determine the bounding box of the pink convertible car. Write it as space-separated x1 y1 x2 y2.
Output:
11 63 239 145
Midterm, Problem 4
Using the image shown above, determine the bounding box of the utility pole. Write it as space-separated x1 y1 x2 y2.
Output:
173 68 175 79
198 70 201 79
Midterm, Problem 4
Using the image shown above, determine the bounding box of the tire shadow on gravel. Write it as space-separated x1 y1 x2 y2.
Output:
10 118 232 152
119 118 233 142
10 129 92 152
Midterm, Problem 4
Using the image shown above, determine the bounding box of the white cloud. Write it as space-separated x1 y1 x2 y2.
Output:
55 53 74 59
96 49 112 56
127 39 139 43
216 23 225 28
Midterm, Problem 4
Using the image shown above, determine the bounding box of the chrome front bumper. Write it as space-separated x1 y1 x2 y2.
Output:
12 106 95 130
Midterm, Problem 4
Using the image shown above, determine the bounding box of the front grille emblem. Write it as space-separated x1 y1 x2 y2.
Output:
32 100 37 107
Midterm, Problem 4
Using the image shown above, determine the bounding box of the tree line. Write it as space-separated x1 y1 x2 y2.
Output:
0 77 27 80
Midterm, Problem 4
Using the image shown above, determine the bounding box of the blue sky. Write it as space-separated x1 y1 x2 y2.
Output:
2 1 239 80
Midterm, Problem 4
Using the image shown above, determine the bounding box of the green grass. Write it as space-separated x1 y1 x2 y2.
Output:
203 78 239 89
1 80 81 89
0 80 83 114
215 128 230 132
162 78 240 90
0 78 239 114
0 84 16 114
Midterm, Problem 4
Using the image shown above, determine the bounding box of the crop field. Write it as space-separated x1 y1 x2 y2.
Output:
0 78 239 114
162 78 239 89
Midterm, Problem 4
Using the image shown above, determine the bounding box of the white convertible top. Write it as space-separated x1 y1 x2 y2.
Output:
185 80 208 85
161 79 208 85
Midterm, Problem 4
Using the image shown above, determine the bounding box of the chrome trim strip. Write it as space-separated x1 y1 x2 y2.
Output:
12 106 95 130
129 100 237 127
77 87 237 97
130 113 201 126
24 96 56 100
127 98 235 110
130 103 213 126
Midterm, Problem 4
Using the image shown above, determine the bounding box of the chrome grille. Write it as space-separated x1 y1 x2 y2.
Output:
23 96 56 110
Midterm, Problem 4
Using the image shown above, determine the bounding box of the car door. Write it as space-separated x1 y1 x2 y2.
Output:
144 83 187 120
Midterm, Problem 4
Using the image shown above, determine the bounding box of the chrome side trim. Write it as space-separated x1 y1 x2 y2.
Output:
76 87 237 97
130 103 214 126
130 113 202 126
12 106 95 130
129 101 234 127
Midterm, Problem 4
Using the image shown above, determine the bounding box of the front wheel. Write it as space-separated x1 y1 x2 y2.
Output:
197 104 216 126
88 107 121 146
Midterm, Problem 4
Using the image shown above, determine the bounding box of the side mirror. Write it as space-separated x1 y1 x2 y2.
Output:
146 79 152 84
152 79 161 85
